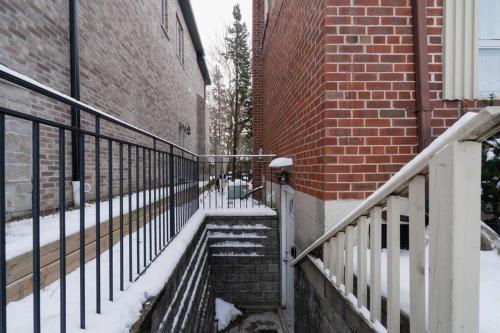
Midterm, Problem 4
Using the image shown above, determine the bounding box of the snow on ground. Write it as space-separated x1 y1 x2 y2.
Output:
206 223 270 230
199 180 272 211
210 241 263 248
313 247 500 333
5 184 191 260
212 252 263 257
6 192 275 333
215 298 242 331
208 231 266 239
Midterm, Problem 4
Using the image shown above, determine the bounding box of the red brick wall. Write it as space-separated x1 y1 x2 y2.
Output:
253 0 497 202
255 0 327 199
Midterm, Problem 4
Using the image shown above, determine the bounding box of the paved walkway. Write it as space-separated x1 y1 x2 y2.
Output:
226 311 286 333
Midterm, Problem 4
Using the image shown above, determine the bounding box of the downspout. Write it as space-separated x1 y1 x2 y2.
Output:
70 0 82 205
412 0 433 152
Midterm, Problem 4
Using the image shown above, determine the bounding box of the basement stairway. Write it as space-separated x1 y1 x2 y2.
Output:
207 216 281 312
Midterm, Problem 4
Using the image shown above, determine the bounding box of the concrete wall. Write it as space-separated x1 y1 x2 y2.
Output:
295 258 376 333
131 218 215 333
0 0 207 219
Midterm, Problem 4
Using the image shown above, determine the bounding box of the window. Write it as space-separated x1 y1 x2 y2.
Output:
178 123 186 147
161 0 168 30
478 0 500 97
176 16 184 64
443 0 500 99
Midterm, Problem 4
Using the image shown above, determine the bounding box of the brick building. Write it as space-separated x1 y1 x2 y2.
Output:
253 0 500 252
0 0 210 219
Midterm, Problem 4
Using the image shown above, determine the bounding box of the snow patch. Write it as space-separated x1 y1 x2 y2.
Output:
210 241 263 248
212 252 263 257
269 157 293 168
208 231 266 239
215 298 242 331
206 224 271 230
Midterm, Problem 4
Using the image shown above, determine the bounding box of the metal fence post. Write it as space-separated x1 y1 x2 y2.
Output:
169 145 175 238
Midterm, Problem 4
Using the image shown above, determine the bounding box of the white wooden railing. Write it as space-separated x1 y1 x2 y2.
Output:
293 107 500 333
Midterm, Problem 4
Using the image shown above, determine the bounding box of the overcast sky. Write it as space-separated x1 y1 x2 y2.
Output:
191 0 252 66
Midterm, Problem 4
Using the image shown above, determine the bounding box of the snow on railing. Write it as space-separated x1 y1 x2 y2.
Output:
293 107 500 333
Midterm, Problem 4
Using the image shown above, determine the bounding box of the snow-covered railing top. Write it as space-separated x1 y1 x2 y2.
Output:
292 106 500 333
0 64 198 157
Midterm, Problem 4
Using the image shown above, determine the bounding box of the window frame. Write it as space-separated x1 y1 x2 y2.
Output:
161 0 168 36
176 15 184 65
477 0 500 97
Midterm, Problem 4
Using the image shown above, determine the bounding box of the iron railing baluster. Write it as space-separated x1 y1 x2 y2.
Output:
59 129 67 332
95 117 101 314
128 144 132 283
119 143 124 291
0 114 6 333
108 140 113 301
33 122 41 333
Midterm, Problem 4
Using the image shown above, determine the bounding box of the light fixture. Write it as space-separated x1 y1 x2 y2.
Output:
186 125 191 136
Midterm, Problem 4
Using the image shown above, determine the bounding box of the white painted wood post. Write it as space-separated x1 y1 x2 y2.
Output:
370 206 382 323
429 141 481 333
387 196 401 333
330 236 337 279
345 225 354 295
357 216 369 308
409 175 426 333
323 240 330 275
336 231 345 285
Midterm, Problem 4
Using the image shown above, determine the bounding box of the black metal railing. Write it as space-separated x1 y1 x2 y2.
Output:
198 155 277 210
0 65 199 332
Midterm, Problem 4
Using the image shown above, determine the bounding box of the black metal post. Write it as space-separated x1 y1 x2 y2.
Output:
119 143 124 291
32 122 41 333
136 146 140 274
0 115 6 333
128 145 132 282
108 140 113 301
95 117 101 314
169 146 175 238
69 0 81 182
78 131 85 329
59 129 67 333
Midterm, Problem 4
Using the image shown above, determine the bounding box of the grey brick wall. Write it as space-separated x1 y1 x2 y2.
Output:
0 0 207 219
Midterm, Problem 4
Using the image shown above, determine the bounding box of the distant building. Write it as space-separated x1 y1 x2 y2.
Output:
0 0 210 219
252 0 500 250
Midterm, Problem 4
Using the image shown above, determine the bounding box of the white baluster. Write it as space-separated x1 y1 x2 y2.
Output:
428 141 481 333
409 175 426 333
370 206 382 323
323 240 330 276
330 236 337 280
336 231 345 286
387 196 400 333
357 216 368 308
345 225 354 296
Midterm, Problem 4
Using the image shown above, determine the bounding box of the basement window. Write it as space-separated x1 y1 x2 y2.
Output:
176 16 184 65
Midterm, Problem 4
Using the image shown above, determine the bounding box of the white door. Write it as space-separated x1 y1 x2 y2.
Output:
280 186 295 321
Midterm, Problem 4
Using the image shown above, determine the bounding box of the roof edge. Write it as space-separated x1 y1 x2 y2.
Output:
179 0 211 85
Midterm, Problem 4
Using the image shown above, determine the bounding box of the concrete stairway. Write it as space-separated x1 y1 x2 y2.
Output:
206 215 280 312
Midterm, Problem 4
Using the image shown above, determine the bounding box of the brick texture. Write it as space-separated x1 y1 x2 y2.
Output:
0 0 206 218
253 0 499 202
